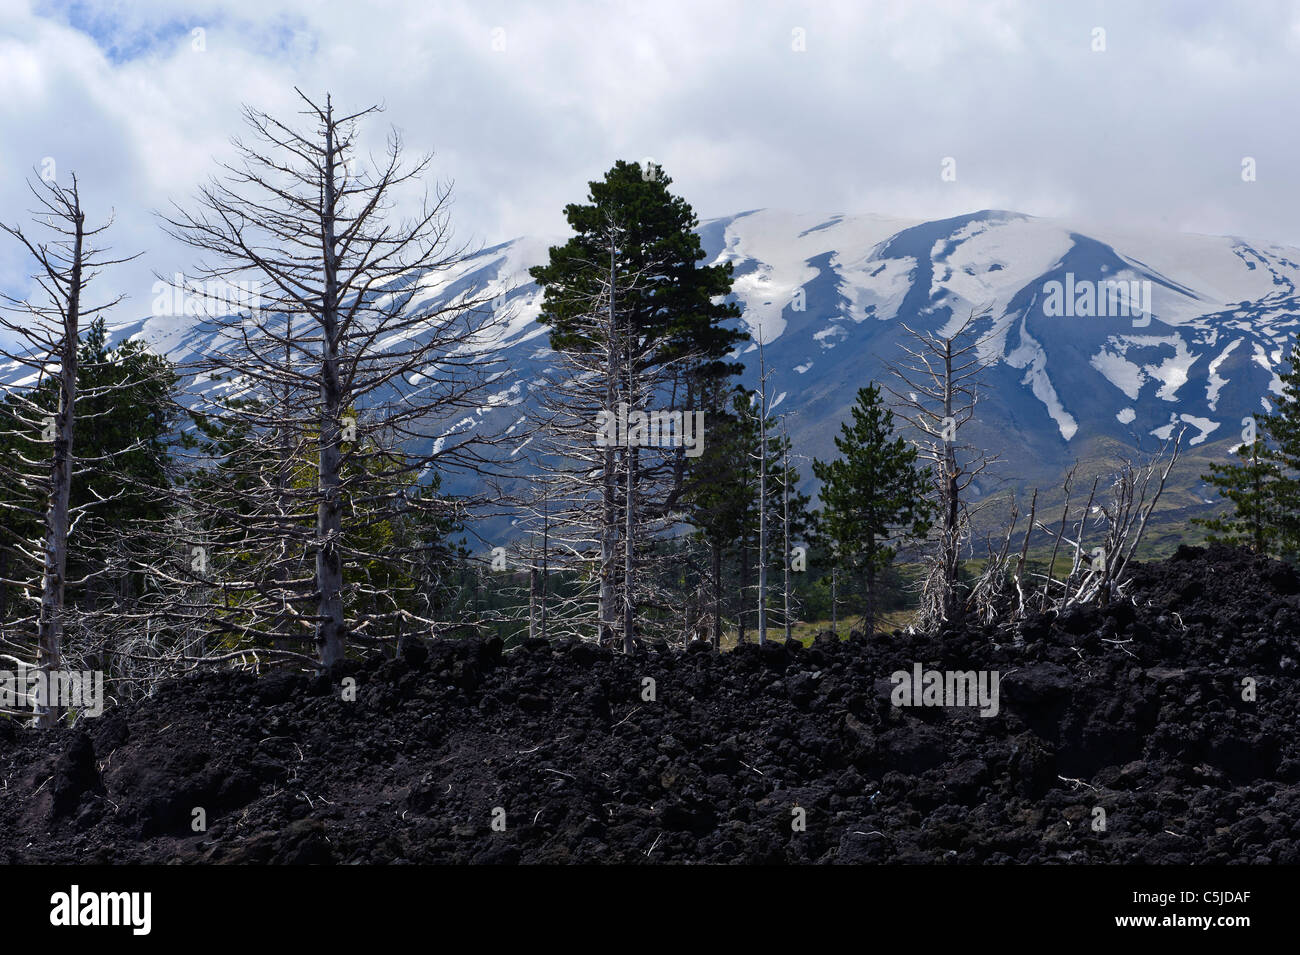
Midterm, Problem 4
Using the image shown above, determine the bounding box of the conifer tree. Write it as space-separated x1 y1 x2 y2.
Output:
812 383 932 636
683 382 750 648
529 159 745 389
1256 339 1300 555
684 383 811 646
1193 435 1281 556
526 161 747 649
1196 338 1300 557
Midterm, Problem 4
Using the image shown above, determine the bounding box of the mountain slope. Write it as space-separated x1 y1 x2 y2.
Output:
18 208 1299 529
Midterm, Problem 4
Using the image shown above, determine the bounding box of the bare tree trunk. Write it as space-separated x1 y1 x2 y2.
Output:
756 336 769 645
315 95 346 667
1013 488 1037 615
624 444 635 653
529 556 538 641
599 241 619 646
272 319 294 653
757 464 767 645
782 438 792 644
757 421 768 646
737 542 749 645
831 566 838 637
0 546 9 628
941 336 961 622
711 537 722 650
35 207 83 727
620 248 642 655
864 552 876 639
540 499 548 640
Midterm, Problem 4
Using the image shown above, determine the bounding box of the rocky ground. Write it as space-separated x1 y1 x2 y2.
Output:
2 543 1298 864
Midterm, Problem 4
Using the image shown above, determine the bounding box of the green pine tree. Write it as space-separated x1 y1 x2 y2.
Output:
683 383 752 647
0 318 180 622
528 159 747 383
1197 337 1300 558
812 384 932 636
686 384 813 646
1192 436 1282 555
1257 338 1300 555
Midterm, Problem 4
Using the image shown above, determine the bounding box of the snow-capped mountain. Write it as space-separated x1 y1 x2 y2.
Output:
37 208 1300 514
693 208 1294 467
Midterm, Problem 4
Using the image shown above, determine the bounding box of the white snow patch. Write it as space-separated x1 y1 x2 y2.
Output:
1090 335 1196 402
935 218 1075 331
1205 339 1240 410
1151 413 1220 445
835 254 915 324
1004 316 1077 440
1142 337 1197 401
1253 343 1285 395
1090 346 1145 400
813 324 846 349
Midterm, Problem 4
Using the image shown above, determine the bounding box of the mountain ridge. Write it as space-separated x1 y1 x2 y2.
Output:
13 207 1297 531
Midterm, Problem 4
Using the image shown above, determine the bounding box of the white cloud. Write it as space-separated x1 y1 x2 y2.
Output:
3 0 1300 334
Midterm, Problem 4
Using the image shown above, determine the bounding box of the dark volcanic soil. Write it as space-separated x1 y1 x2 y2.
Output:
2 544 1299 864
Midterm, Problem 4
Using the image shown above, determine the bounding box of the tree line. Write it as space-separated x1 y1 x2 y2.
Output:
1 90 1200 727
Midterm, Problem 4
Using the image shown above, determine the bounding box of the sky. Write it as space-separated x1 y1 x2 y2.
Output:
4 0 1300 322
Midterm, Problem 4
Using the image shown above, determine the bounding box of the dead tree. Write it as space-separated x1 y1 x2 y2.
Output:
1013 487 1038 612
755 334 772 645
518 216 696 649
1050 431 1184 608
780 417 794 643
967 496 1019 626
521 489 551 641
885 306 998 629
0 175 139 726
157 90 505 666
967 483 1046 626
729 373 810 645
969 435 1185 622
516 217 631 644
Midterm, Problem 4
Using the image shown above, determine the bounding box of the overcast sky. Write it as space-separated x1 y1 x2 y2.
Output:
4 0 1300 317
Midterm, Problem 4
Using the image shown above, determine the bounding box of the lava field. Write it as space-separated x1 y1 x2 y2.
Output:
2 544 1298 864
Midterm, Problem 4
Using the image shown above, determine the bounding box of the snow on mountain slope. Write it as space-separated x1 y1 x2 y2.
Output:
696 210 1299 480
8 208 1297 511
